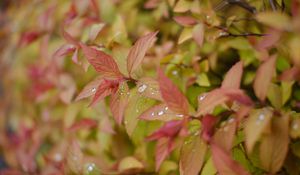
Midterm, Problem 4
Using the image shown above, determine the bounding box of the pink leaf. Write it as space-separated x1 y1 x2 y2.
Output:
211 143 250 175
221 61 243 89
279 66 300 81
147 120 183 141
75 77 103 101
68 118 98 132
158 69 189 115
89 79 119 106
80 43 123 78
155 138 176 171
144 0 161 9
173 16 197 26
255 29 281 51
110 82 129 125
62 28 79 46
53 44 76 58
139 103 183 121
253 55 277 102
19 31 42 47
127 31 158 75
192 24 205 47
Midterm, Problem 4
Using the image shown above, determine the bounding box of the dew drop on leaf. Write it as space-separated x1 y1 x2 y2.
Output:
158 111 164 116
138 84 147 93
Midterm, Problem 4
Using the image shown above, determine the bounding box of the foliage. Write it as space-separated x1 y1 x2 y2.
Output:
1 0 300 174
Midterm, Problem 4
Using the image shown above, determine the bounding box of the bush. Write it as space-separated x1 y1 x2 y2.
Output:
1 0 300 174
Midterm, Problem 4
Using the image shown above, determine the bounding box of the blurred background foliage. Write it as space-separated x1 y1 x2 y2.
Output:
1 0 300 174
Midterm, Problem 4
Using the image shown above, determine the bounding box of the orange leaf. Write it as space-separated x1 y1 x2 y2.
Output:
221 61 243 89
127 31 158 75
179 136 207 175
253 55 277 102
158 69 189 115
211 143 250 175
80 43 123 78
244 108 273 153
259 113 289 174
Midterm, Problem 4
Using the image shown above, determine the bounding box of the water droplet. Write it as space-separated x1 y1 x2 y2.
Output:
158 111 164 116
86 163 95 172
54 153 62 162
228 118 235 123
138 84 147 93
194 131 200 136
219 32 227 37
151 112 155 116
176 114 184 117
165 106 168 111
198 94 206 101
172 70 178 75
91 88 96 92
293 123 299 130
256 113 265 125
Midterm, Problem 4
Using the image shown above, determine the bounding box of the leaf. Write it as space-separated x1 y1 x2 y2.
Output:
201 157 217 175
147 120 183 141
201 114 218 142
256 12 291 30
281 81 294 105
67 140 83 174
244 108 273 153
196 73 210 87
89 23 105 41
19 30 42 46
139 103 183 121
89 79 118 106
173 0 191 13
267 83 282 109
213 117 237 152
136 77 162 101
109 82 129 125
290 118 300 139
155 138 176 171
158 69 189 115
253 55 277 102
211 143 250 175
173 16 197 26
221 61 243 89
80 43 123 78
178 28 193 44
68 118 98 132
179 135 207 175
127 31 158 75
75 77 103 101
259 113 289 174
62 28 79 46
124 89 156 135
53 44 76 58
279 66 300 81
192 23 205 47
118 156 144 174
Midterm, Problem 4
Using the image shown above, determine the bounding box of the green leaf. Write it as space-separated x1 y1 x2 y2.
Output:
196 73 211 87
267 83 282 109
281 81 294 105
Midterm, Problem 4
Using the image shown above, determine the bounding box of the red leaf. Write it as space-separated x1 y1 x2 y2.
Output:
75 77 103 101
173 16 197 26
80 43 123 78
201 114 218 142
221 61 243 89
89 79 119 106
155 138 176 171
127 31 158 75
253 55 277 102
158 69 189 115
147 120 183 141
109 82 129 125
139 103 184 121
211 143 250 175
19 31 42 47
68 118 98 132
279 66 300 81
53 44 76 58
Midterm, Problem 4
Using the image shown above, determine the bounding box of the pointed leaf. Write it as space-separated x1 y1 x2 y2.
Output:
155 138 176 171
75 77 102 101
80 43 123 78
139 103 183 121
136 77 162 101
211 143 250 175
127 31 158 75
180 136 207 175
110 82 129 125
173 16 197 26
158 69 189 115
253 55 277 102
68 118 98 132
89 80 118 106
192 23 205 47
201 114 218 142
221 61 243 89
259 113 289 174
244 108 273 153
